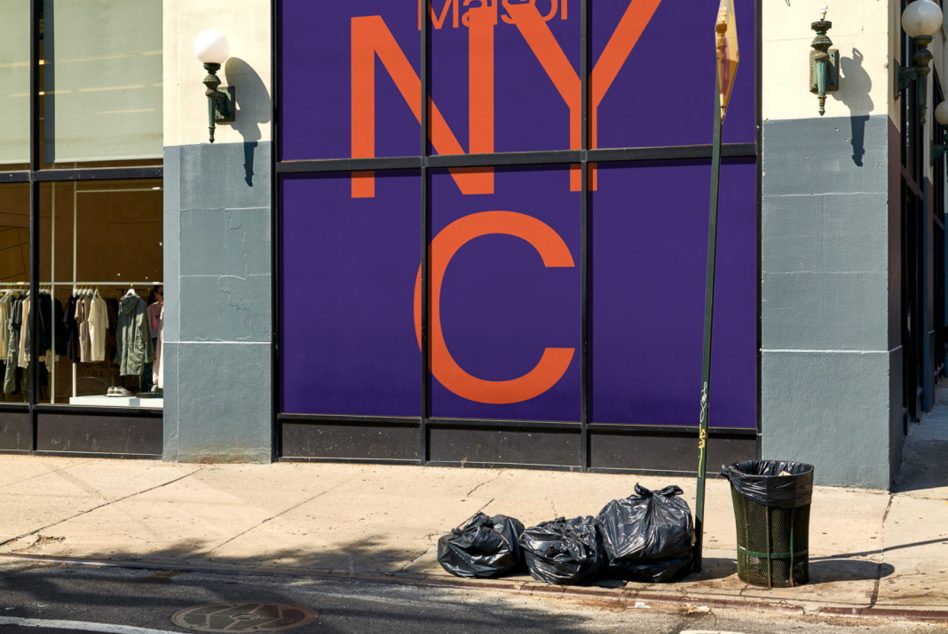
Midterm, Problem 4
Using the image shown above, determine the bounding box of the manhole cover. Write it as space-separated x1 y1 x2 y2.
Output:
171 603 318 632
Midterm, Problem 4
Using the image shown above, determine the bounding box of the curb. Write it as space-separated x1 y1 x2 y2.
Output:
2 553 946 624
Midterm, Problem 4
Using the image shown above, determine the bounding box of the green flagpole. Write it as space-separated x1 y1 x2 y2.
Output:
694 58 724 576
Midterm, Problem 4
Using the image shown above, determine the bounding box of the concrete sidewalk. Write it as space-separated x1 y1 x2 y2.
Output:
0 422 946 626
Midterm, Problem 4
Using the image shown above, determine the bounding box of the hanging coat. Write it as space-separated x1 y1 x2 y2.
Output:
3 298 21 394
64 295 80 363
114 293 153 377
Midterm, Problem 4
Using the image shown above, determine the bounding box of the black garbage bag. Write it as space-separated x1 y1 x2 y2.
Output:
437 512 525 578
597 484 694 582
721 460 814 508
519 516 603 585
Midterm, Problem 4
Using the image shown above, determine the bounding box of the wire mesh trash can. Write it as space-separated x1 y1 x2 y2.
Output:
721 460 814 588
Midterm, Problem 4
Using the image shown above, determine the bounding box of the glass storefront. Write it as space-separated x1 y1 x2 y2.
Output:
0 0 163 454
41 0 162 167
0 184 30 404
39 180 164 407
0 1 29 168
277 0 759 467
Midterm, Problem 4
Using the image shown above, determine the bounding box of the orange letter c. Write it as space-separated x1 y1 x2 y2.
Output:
413 211 575 404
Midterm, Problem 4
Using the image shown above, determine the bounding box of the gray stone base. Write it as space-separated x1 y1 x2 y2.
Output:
162 142 273 463
761 348 901 489
761 115 902 489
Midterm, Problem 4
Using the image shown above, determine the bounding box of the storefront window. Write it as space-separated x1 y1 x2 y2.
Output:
0 0 30 167
38 181 164 407
277 0 759 465
42 0 163 165
429 165 581 421
0 184 30 404
0 0 163 423
590 161 757 428
281 171 421 416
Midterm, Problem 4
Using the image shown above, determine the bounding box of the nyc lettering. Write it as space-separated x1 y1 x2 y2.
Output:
418 0 567 31
351 1 663 404
353 0 662 198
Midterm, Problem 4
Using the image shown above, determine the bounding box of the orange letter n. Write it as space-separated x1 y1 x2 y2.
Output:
351 14 495 199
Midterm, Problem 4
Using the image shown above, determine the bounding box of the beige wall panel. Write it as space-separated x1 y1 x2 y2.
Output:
763 0 894 122
164 0 272 147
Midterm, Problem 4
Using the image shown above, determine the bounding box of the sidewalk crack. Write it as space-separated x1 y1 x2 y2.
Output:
475 497 495 514
396 546 433 573
0 467 205 549
200 480 348 557
465 471 505 498
868 492 895 609
0 460 93 491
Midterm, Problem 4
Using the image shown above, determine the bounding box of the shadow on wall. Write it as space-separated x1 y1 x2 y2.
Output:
831 48 873 167
225 57 272 186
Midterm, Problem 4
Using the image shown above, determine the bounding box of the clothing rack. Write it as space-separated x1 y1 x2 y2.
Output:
0 281 162 403
66 281 162 287
0 281 161 287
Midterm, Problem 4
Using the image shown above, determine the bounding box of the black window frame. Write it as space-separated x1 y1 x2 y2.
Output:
0 0 164 456
271 0 762 471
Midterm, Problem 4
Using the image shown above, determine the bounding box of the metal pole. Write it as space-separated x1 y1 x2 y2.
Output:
694 70 724 574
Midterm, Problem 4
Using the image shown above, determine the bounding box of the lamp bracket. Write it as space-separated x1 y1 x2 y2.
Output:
932 143 948 164
809 17 838 116
896 36 934 98
202 62 236 143
809 49 840 93
211 86 236 123
933 131 948 164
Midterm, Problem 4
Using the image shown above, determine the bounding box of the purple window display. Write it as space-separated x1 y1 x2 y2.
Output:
591 161 757 428
429 166 581 421
278 0 758 427
281 172 421 417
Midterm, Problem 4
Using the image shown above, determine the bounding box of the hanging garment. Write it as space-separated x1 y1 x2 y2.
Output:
114 292 153 377
77 295 92 362
17 296 29 369
35 293 65 358
0 294 11 359
88 292 109 362
64 295 79 363
147 302 162 339
153 304 164 389
106 297 119 362
4 298 21 394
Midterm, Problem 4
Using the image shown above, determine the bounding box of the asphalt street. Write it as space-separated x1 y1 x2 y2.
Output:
0 560 942 634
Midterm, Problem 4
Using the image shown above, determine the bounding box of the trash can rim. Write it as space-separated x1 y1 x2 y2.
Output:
723 460 814 478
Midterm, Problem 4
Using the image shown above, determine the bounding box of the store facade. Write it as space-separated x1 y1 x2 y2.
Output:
0 0 164 455
275 0 759 471
1 0 944 489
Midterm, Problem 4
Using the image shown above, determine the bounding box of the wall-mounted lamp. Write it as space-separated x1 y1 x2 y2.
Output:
809 5 839 117
897 0 944 127
193 30 236 143
932 102 948 163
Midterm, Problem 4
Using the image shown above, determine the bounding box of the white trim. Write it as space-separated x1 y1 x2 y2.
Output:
762 347 901 354
0 616 178 634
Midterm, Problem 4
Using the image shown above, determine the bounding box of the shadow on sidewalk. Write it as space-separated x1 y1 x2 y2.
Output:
0 560 599 634
813 537 948 560
2 537 429 577
808 559 894 583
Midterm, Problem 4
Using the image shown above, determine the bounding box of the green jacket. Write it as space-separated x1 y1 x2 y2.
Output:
115 293 154 377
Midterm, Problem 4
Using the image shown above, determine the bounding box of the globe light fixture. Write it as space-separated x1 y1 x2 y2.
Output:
931 101 948 163
898 0 944 126
194 30 236 143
